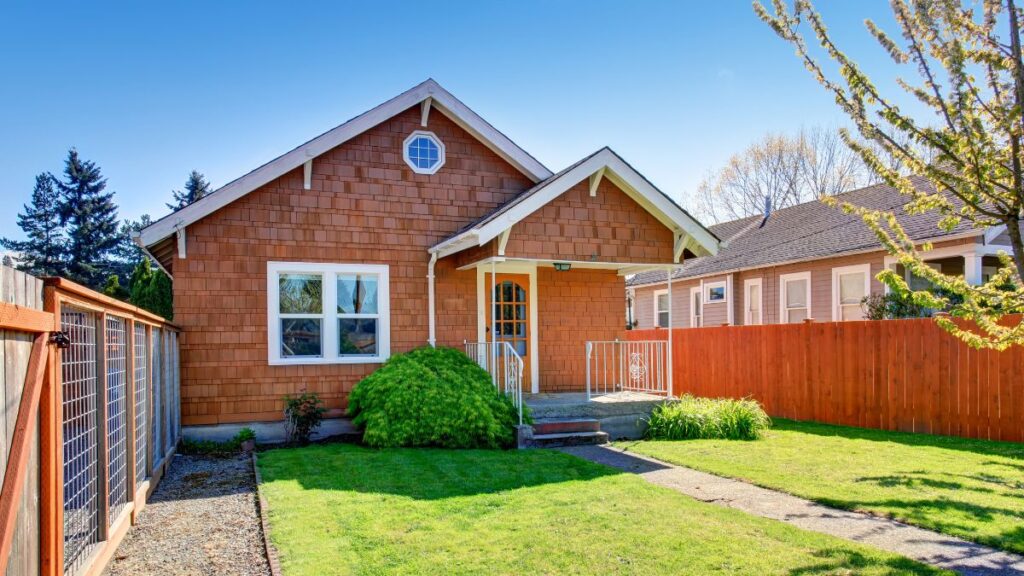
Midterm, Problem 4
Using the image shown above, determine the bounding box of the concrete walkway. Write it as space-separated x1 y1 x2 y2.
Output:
560 445 1024 576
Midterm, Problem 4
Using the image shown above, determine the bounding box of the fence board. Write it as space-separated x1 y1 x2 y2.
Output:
629 315 1024 443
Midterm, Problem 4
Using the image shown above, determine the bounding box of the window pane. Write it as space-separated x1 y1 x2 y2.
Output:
708 286 726 301
785 279 807 308
656 293 669 313
514 340 527 356
748 285 760 312
337 274 378 314
339 318 377 356
281 319 321 357
658 311 670 328
839 272 866 304
840 304 862 321
787 308 808 323
279 274 322 314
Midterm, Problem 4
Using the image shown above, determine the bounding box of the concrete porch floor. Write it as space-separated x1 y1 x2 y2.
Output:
524 392 667 439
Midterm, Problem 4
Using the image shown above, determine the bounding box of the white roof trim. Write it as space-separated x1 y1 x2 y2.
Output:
431 148 719 258
139 79 552 247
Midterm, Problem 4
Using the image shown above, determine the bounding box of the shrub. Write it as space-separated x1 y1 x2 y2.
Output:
179 437 241 457
234 427 256 443
645 395 771 440
284 392 326 445
348 346 527 449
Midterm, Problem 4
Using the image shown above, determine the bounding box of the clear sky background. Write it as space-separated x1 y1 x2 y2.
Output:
0 0 909 241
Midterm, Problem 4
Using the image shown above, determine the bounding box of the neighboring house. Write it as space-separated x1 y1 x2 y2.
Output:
135 79 719 430
628 178 1019 330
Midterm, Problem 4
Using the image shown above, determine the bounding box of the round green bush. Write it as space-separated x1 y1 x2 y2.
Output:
645 395 771 440
348 346 527 449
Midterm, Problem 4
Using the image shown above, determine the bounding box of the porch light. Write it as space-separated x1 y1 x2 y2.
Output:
553 262 571 272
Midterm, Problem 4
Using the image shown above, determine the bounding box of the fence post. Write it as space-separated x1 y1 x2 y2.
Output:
40 287 61 576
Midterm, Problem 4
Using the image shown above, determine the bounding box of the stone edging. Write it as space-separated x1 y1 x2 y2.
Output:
251 452 284 576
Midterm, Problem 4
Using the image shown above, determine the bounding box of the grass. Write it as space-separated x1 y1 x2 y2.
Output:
625 419 1024 555
256 443 948 575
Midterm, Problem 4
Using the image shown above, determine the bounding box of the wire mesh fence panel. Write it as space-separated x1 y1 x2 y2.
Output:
133 323 148 485
151 328 163 463
105 315 129 525
61 307 101 575
170 331 180 446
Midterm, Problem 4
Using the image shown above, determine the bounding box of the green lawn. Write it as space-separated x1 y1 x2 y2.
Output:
256 444 947 576
625 419 1024 555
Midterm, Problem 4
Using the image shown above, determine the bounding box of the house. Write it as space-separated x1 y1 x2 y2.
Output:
628 178 1018 330
134 79 719 434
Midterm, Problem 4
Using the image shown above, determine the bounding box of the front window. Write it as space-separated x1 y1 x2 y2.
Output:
833 264 870 321
403 131 445 174
691 288 702 327
654 290 669 328
705 281 727 303
268 263 390 365
745 280 762 325
780 272 810 324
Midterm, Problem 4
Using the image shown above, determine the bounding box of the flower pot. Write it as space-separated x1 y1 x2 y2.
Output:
240 439 256 453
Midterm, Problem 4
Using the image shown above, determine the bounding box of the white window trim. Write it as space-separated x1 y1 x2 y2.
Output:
689 286 703 328
402 130 446 175
779 271 812 324
703 280 728 304
267 262 390 365
653 289 669 328
744 278 763 326
831 263 872 321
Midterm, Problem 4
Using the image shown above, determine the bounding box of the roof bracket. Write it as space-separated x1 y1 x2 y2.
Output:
176 226 187 260
421 97 432 127
673 232 690 263
498 227 512 256
303 160 312 190
589 167 605 197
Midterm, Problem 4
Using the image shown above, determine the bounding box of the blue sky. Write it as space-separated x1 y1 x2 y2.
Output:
0 0 906 240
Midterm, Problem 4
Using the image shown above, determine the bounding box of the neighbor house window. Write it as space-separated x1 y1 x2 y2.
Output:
744 278 762 325
403 131 445 174
704 280 727 304
690 287 702 327
654 289 669 328
779 272 811 324
268 262 390 365
832 264 871 321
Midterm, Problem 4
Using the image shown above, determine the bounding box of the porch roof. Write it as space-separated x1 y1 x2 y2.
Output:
455 256 676 277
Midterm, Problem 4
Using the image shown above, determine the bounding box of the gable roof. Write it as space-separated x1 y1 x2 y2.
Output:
137 79 553 248
430 147 720 260
627 176 987 287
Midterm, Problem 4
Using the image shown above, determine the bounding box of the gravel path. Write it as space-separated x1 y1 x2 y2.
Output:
561 445 1024 576
104 453 271 576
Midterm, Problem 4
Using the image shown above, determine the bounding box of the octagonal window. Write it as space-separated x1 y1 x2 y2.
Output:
403 131 445 174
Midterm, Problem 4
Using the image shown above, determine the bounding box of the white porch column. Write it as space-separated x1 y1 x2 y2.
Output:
963 251 984 285
490 259 497 389
666 266 674 399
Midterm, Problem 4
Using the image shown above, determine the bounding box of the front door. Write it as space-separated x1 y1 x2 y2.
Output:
486 273 531 393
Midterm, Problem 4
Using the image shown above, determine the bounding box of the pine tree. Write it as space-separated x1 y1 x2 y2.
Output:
0 173 66 276
56 148 120 288
110 214 152 281
167 170 212 210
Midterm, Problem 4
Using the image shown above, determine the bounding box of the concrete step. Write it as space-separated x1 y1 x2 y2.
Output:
532 419 600 435
528 431 609 449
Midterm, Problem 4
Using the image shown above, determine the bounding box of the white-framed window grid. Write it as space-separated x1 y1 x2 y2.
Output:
402 130 446 175
832 264 872 321
779 271 811 324
704 280 728 304
267 262 390 365
744 278 763 326
653 289 670 328
689 286 703 328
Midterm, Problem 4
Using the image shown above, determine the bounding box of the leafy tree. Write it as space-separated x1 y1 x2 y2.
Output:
102 273 128 300
129 259 173 319
756 0 1024 349
167 170 211 211
0 173 66 276
55 148 120 288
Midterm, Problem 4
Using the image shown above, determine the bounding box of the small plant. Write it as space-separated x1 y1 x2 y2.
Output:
862 292 929 320
284 392 326 445
234 427 256 443
645 395 771 441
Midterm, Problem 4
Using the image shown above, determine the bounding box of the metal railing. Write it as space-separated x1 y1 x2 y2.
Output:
464 341 524 425
585 340 669 400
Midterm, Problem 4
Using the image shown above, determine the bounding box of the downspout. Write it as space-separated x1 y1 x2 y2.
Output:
427 252 438 347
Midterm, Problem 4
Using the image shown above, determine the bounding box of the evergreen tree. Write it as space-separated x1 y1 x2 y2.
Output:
110 214 152 280
167 170 212 210
55 148 120 288
0 173 66 276
129 259 173 319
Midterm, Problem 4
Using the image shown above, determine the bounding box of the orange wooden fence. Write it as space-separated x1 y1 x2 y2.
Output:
628 316 1024 443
